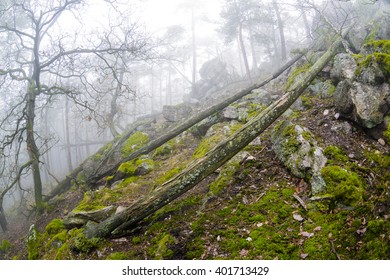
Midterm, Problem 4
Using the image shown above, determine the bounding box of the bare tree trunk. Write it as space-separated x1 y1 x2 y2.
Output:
191 8 198 97
65 96 73 172
249 25 258 73
86 36 343 239
273 0 287 62
297 0 312 43
0 203 7 231
238 22 252 83
26 87 44 212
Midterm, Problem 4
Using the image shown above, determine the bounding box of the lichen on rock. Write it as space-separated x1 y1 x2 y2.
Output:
271 120 327 194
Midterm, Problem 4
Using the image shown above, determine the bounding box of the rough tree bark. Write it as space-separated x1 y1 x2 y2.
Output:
85 36 344 239
86 50 308 185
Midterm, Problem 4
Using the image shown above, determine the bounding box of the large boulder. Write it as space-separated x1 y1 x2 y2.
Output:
63 206 116 229
335 81 390 128
271 121 327 194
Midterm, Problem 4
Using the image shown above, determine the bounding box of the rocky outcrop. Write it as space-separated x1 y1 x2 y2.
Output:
63 206 116 229
333 40 390 131
271 121 327 194
163 104 193 122
192 58 234 99
336 81 390 128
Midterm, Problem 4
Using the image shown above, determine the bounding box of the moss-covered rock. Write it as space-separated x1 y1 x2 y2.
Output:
148 233 177 260
321 165 364 206
271 120 327 194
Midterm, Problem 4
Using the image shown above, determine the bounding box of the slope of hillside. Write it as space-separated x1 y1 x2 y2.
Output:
1 34 390 260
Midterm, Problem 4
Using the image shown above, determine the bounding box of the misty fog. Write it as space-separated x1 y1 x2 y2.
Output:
0 0 387 232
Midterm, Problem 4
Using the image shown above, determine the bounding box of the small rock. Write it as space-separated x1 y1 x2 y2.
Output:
323 109 330 116
256 223 263 228
246 237 252 242
334 113 340 120
378 138 386 146
348 154 355 159
217 235 221 242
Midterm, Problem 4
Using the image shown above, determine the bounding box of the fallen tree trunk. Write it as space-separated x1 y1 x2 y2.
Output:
86 50 309 185
85 37 344 239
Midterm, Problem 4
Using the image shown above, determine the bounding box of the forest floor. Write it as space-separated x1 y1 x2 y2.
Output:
1 90 389 260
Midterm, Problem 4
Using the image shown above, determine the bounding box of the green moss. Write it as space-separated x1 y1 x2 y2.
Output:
93 142 113 161
364 150 390 168
76 171 87 184
27 225 41 260
324 145 349 163
0 239 13 253
301 95 313 108
70 229 102 254
365 40 390 54
132 236 142 244
355 40 390 81
73 191 106 212
45 219 65 235
118 161 138 175
122 132 149 157
106 252 129 260
208 161 240 196
156 167 181 185
153 142 173 158
54 243 71 260
148 233 176 260
286 63 311 90
321 166 364 206
383 122 390 143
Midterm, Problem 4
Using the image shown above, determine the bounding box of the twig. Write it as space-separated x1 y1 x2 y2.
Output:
328 237 342 260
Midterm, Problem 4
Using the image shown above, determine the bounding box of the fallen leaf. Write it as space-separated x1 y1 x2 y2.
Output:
356 228 367 235
300 231 314 238
300 253 309 259
240 249 249 257
313 226 322 232
293 213 304 222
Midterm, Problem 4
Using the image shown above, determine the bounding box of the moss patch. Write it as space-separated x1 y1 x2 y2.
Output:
321 166 364 206
122 132 150 157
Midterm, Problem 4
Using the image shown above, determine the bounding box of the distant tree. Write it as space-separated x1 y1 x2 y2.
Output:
0 0 150 212
220 0 261 82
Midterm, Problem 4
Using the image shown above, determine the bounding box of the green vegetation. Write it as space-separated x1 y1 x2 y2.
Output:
321 166 364 206
93 142 113 161
118 158 154 176
0 239 13 253
286 63 311 90
122 132 150 157
324 145 349 163
355 40 390 82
